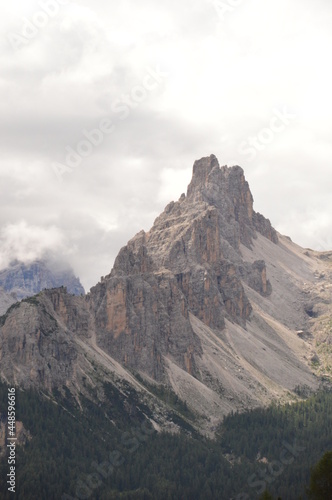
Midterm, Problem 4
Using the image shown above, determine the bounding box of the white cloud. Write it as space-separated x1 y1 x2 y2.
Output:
0 221 66 269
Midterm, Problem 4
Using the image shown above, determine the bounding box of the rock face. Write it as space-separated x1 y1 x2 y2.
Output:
0 155 328 432
89 156 277 381
0 259 85 301
0 291 89 391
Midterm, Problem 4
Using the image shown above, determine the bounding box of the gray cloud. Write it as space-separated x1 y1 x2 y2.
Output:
1 0 332 290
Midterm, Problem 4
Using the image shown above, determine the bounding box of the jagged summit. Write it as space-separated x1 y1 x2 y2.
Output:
187 154 246 200
187 154 221 198
143 155 277 271
1 154 328 432
186 155 277 247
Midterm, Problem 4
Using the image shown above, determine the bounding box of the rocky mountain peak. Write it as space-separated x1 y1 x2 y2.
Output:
186 155 253 227
186 154 220 198
179 155 275 249
1 154 324 431
91 156 282 382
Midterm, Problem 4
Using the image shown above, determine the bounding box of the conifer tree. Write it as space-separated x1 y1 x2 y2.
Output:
307 450 332 499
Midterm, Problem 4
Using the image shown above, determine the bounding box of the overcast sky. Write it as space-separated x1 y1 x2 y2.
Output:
1 0 332 291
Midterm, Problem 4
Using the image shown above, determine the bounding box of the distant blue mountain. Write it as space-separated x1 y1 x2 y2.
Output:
0 259 85 301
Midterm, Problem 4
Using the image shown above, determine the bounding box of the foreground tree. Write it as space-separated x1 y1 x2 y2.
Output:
307 450 332 499
259 491 274 500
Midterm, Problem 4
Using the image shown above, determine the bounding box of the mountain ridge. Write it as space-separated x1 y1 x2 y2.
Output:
0 155 331 434
0 258 85 317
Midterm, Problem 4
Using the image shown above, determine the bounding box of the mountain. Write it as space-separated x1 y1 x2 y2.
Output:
0 155 331 434
0 258 85 301
0 287 17 316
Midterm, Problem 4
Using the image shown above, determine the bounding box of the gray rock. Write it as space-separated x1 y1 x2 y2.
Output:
0 155 325 433
0 259 85 300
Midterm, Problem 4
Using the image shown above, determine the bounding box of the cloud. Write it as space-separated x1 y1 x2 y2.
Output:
0 0 332 289
0 221 66 269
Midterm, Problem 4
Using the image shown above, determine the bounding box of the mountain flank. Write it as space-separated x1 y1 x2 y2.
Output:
0 155 331 433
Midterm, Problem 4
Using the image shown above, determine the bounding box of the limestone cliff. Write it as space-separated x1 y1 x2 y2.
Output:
89 156 276 382
0 155 327 432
